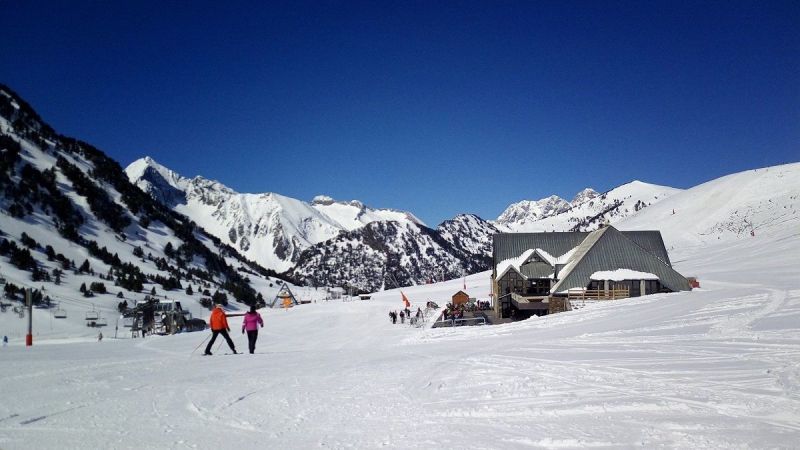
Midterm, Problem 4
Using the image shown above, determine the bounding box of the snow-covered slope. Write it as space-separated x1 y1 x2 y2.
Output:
502 181 680 232
126 158 424 272
619 162 800 256
2 211 798 449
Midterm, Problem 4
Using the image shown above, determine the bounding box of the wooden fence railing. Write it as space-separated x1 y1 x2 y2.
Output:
567 288 630 300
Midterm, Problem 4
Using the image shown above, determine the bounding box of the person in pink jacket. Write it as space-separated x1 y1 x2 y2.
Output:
241 305 264 354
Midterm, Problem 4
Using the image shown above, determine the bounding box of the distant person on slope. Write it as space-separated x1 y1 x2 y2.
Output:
242 305 264 354
204 302 238 355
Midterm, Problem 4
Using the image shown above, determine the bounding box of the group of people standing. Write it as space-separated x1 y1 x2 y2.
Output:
388 307 424 325
204 303 264 355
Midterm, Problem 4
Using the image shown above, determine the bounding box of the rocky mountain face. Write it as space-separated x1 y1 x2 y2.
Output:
0 84 278 308
128 156 504 291
496 183 680 232
126 157 424 273
287 215 499 292
495 195 575 230
436 214 501 261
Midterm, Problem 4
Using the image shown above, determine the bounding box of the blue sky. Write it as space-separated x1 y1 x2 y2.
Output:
2 0 798 225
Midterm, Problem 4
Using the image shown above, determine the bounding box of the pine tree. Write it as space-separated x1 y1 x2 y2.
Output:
79 282 86 293
185 285 193 295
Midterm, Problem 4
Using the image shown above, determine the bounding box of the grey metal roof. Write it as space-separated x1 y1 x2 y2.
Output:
492 229 671 267
550 226 690 293
493 232 588 266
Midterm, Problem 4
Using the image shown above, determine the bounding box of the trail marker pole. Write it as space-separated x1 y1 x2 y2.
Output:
25 289 33 346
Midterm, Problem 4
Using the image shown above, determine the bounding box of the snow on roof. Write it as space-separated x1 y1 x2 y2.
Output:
555 247 576 264
589 269 659 281
495 248 559 279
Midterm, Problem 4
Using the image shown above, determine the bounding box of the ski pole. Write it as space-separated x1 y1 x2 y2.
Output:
190 333 211 356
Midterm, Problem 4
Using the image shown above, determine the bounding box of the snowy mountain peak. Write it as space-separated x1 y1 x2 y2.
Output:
572 188 599 205
126 156 185 186
495 195 571 228
495 182 681 232
126 161 426 272
124 157 189 207
311 195 335 206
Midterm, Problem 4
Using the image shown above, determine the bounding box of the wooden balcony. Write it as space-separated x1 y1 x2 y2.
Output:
567 288 630 300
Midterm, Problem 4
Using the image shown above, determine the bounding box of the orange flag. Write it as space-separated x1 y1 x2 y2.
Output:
401 291 411 308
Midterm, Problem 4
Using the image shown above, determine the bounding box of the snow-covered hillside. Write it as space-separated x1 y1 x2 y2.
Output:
287 217 495 292
126 157 424 272
501 181 680 232
0 84 299 336
1 206 798 448
619 162 800 256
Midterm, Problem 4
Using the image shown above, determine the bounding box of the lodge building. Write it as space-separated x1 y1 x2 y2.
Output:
491 225 691 319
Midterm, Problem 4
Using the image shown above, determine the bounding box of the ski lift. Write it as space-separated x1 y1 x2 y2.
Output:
85 306 99 321
96 316 107 327
122 317 134 328
53 305 67 319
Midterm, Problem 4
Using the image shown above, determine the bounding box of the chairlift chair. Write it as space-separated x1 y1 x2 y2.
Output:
85 309 99 321
53 306 67 319
96 317 107 327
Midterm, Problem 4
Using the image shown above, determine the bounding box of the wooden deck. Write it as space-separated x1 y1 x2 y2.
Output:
567 288 630 300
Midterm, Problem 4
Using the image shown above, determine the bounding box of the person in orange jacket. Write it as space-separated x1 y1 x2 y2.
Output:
204 302 238 355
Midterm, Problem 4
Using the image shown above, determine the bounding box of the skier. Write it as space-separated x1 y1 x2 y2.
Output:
2 335 7 347
97 332 103 342
204 302 238 355
399 310 405 324
241 305 264 354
